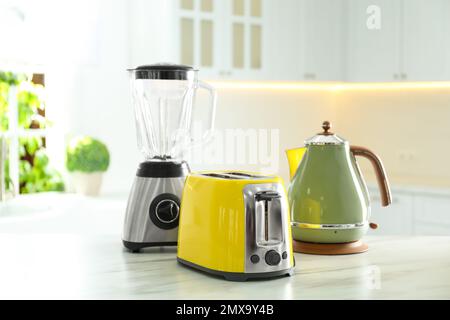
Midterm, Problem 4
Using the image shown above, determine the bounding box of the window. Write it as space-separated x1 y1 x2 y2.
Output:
0 71 64 196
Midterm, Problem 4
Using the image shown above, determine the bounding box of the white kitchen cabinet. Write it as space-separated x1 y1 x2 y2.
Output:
347 0 450 82
259 0 302 81
224 0 266 79
175 0 271 80
367 186 450 236
129 0 450 82
298 0 345 81
346 0 402 82
176 0 222 78
129 0 224 78
368 190 413 235
129 0 299 80
413 194 450 236
402 0 449 81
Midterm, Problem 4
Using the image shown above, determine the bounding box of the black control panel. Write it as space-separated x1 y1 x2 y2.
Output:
249 250 287 266
149 193 180 230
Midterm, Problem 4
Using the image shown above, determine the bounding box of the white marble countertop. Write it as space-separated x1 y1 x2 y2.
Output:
0 193 450 299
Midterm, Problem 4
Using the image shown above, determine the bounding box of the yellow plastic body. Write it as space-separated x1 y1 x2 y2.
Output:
177 171 293 273
286 147 307 180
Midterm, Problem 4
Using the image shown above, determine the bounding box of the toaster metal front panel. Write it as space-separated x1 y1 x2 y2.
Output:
123 176 184 243
243 183 292 273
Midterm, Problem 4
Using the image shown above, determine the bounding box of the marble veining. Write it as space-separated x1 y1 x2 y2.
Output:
0 234 449 299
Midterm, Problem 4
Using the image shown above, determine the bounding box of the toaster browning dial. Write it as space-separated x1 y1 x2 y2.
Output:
149 193 180 230
265 250 281 266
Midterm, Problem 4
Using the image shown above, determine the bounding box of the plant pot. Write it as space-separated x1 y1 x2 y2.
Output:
71 172 103 196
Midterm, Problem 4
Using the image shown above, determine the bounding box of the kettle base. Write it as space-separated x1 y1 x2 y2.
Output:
293 239 368 255
177 258 294 282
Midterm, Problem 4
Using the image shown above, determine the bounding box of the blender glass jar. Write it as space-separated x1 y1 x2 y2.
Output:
128 64 216 161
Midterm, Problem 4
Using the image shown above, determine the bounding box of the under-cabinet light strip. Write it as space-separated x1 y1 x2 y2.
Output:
210 81 337 91
210 81 450 91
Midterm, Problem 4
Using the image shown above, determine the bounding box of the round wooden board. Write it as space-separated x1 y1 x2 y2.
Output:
292 239 368 255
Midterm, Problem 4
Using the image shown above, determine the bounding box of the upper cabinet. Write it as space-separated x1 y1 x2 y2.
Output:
129 0 450 82
347 0 450 82
226 0 265 78
299 0 345 81
176 0 220 77
346 0 402 82
176 0 269 80
402 0 449 81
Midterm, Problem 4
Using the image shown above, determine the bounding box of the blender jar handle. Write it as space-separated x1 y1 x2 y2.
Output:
350 145 392 207
191 80 217 145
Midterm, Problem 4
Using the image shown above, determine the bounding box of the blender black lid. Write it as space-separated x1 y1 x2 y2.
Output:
129 63 196 80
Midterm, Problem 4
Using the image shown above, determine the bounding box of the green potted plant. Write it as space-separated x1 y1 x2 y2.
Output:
66 136 110 196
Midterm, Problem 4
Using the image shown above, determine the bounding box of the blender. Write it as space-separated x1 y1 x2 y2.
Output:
122 63 216 252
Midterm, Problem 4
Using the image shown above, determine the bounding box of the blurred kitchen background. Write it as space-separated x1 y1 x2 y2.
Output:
1 0 450 236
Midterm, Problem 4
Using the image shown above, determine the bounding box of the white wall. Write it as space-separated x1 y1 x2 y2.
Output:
43 0 137 194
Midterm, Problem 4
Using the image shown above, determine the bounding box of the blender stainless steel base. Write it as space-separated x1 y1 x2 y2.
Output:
122 161 189 252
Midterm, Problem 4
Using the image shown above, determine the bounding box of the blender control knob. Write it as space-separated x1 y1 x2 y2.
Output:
265 250 281 266
156 200 179 223
149 193 180 230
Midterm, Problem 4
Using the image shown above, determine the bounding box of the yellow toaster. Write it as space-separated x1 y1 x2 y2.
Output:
177 171 294 281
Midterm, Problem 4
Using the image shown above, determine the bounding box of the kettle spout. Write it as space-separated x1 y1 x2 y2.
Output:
285 147 307 181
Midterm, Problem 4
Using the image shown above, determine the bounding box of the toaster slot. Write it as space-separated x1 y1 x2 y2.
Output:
227 172 271 179
200 172 271 180
254 191 283 246
201 173 238 179
226 172 258 178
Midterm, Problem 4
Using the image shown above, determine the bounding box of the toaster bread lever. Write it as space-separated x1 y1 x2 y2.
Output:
255 191 281 201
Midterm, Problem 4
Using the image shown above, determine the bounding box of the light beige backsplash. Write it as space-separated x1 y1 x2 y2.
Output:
196 86 450 190
334 88 450 189
188 87 335 184
59 74 450 193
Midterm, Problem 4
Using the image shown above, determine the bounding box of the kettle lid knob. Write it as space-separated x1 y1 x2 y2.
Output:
321 121 333 135
305 120 345 145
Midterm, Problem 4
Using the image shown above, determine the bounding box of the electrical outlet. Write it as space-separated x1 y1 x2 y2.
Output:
397 150 416 161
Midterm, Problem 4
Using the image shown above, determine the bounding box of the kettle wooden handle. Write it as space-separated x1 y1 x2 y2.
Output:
350 146 392 207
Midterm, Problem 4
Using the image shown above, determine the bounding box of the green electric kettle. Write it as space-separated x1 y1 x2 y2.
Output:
286 121 391 244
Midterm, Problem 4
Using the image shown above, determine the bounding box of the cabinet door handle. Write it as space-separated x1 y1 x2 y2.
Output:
401 73 407 80
393 73 399 80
